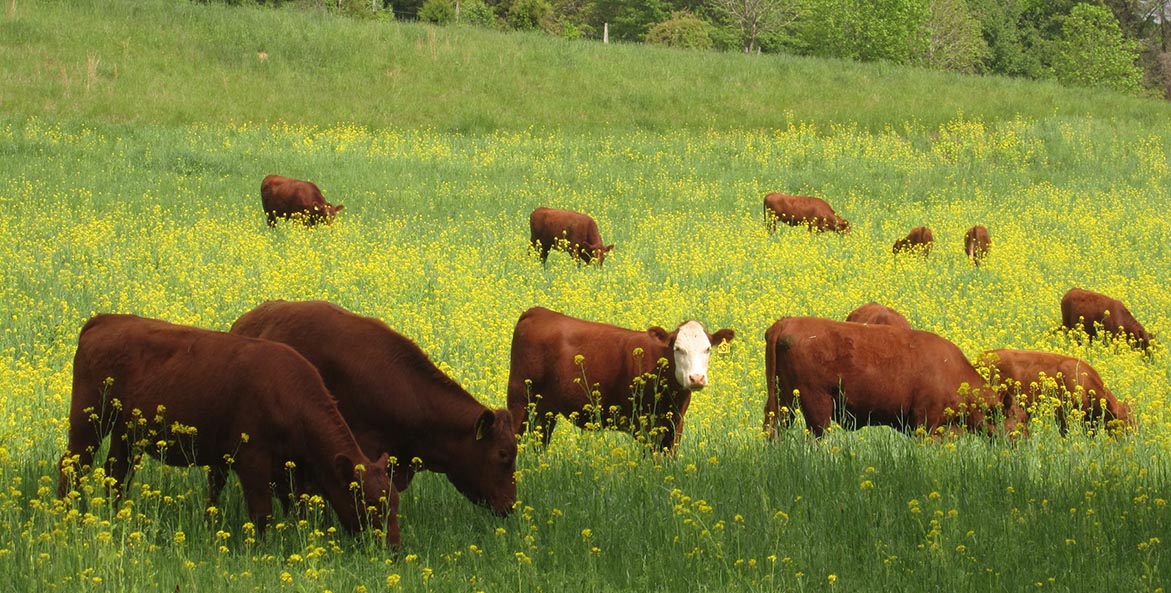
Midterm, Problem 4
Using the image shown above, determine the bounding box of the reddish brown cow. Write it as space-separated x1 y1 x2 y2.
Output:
230 300 517 516
845 301 912 330
59 314 398 545
964 225 991 266
529 207 614 266
260 174 344 226
507 307 734 452
980 349 1133 434
763 317 1020 439
763 193 850 234
892 226 934 255
1060 288 1152 350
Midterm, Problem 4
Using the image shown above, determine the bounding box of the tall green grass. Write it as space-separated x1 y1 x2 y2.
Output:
3 0 1171 132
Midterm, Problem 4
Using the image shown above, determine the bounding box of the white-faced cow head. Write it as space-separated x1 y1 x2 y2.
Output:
649 321 735 390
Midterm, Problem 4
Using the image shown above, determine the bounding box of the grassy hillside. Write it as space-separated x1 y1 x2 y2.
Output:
4 0 1171 132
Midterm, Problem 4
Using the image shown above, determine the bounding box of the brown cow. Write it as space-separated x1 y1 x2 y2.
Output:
1060 287 1152 350
507 307 735 452
979 349 1133 434
230 300 517 516
763 193 850 234
964 225 991 266
763 317 1020 439
59 314 398 545
260 174 344 226
845 301 912 330
892 226 934 255
529 207 614 266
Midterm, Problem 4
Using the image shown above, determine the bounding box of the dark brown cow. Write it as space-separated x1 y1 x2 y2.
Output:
1060 287 1152 350
979 349 1133 434
529 207 614 266
892 226 934 255
845 301 912 330
763 193 850 234
763 317 1020 439
260 174 344 227
507 307 734 452
964 225 991 266
230 300 517 516
59 314 398 545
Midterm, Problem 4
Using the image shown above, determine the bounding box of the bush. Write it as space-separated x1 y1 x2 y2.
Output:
645 11 713 50
459 0 499 27
1047 3 1144 96
506 0 552 30
419 0 456 23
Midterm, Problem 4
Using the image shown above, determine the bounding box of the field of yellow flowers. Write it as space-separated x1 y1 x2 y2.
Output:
1 115 1169 592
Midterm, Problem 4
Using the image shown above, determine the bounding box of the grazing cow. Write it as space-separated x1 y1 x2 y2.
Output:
507 307 735 452
979 349 1133 434
892 226 934 255
1060 288 1152 350
260 174 344 227
230 300 517 516
529 207 614 266
964 225 991 266
763 193 850 234
763 317 1020 439
59 314 399 545
845 301 912 330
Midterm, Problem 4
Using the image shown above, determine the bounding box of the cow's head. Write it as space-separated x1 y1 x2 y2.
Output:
444 409 518 516
834 217 851 234
586 243 615 266
648 321 736 391
336 452 400 546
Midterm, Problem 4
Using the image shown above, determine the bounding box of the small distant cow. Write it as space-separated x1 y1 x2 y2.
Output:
892 226 934 256
1060 287 1152 350
764 317 1020 439
845 301 912 330
230 300 518 516
980 349 1133 434
59 314 398 545
529 207 614 266
763 193 850 234
507 307 734 452
964 225 991 266
260 174 344 226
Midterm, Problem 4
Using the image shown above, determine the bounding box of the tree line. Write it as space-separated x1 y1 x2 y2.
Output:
232 0 1171 98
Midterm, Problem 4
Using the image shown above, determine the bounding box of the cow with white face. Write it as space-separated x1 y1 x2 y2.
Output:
507 307 735 452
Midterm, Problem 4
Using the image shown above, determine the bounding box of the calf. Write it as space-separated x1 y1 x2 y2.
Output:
507 307 734 452
529 207 614 266
764 317 1020 439
230 300 517 516
1060 287 1152 350
892 226 934 255
59 314 398 545
980 349 1133 434
261 174 344 226
763 193 850 234
845 301 912 330
964 225 991 266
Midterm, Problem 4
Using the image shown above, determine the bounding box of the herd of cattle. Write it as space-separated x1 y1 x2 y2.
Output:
54 178 1153 548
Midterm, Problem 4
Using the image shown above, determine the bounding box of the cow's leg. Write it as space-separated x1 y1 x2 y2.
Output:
59 380 108 498
234 455 275 536
102 423 135 500
800 390 833 438
208 465 230 506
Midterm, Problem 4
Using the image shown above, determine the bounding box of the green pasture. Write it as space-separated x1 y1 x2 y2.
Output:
2 0 1171 591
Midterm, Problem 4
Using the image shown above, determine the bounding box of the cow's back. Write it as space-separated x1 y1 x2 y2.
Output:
845 302 912 330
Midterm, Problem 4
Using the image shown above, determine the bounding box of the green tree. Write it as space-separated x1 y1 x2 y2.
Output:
920 0 990 72
967 0 1044 77
506 0 553 29
1047 3 1144 94
706 0 800 53
645 10 714 48
419 0 456 22
591 0 670 41
795 0 931 63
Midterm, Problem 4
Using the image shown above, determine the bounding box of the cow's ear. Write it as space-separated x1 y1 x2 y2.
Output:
604 244 614 252
710 329 735 348
334 204 345 212
475 409 495 441
647 326 670 342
